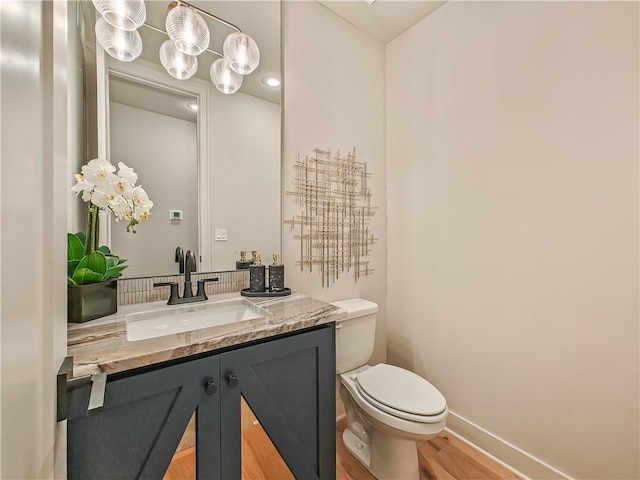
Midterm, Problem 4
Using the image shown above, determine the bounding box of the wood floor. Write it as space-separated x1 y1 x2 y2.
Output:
164 419 519 480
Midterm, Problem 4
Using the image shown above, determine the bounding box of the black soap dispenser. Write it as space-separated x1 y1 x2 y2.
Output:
235 251 252 270
249 252 265 292
268 253 285 292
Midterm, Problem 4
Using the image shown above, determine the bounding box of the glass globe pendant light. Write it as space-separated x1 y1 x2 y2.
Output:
92 0 146 31
223 32 260 75
166 4 210 56
210 58 242 94
95 16 143 62
159 40 198 80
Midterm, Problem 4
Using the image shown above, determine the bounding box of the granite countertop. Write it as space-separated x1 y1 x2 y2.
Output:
67 291 345 379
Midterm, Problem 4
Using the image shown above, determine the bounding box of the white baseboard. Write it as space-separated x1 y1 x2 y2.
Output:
446 411 573 480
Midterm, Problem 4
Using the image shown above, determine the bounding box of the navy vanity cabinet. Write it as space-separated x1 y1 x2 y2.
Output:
220 325 336 479
66 324 336 480
67 354 221 479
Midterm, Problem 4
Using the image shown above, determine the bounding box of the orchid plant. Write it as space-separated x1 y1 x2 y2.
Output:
68 158 153 285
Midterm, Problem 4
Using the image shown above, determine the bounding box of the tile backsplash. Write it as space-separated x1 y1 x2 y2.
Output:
117 270 249 305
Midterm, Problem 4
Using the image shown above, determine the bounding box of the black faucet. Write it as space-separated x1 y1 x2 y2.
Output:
154 250 218 305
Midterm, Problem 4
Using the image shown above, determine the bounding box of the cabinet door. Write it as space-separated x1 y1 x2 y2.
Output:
220 325 336 480
67 355 220 480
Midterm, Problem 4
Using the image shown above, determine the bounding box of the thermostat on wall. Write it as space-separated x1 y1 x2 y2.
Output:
169 210 183 221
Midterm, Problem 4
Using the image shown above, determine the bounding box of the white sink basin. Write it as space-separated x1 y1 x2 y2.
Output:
126 298 270 341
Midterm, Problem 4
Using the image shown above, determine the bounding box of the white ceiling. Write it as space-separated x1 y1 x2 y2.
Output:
109 75 198 122
318 0 446 43
103 0 444 119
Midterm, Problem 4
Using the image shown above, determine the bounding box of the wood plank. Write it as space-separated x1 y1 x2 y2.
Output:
163 418 519 480
163 446 195 480
242 422 295 480
241 432 268 480
419 451 457 480
443 433 520 480
433 443 503 479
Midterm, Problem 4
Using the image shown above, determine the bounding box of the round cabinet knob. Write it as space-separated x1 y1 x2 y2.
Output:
204 380 217 395
226 374 239 388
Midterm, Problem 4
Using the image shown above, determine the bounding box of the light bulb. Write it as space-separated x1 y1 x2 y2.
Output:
223 32 260 75
166 4 210 56
92 0 146 31
210 58 242 94
95 17 142 62
159 40 198 80
262 76 281 87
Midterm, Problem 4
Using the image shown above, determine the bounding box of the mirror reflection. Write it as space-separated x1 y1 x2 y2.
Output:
76 0 281 277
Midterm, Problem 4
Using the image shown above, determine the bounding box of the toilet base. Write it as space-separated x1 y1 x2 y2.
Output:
342 427 371 471
343 424 420 480
369 430 419 480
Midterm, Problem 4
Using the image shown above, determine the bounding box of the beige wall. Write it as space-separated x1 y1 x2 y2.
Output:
210 91 280 272
1 1 69 477
386 2 639 478
282 1 387 365
110 102 199 277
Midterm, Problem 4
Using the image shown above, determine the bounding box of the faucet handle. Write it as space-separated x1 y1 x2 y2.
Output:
153 282 180 305
175 247 184 274
195 277 219 300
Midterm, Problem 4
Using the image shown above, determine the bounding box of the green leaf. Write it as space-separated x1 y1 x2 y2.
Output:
67 233 84 261
86 251 107 275
97 245 111 255
68 260 80 278
72 267 104 285
105 255 119 269
74 232 87 247
117 257 127 265
105 265 127 279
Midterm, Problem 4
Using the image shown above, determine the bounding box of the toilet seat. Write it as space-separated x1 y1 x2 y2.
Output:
355 364 447 423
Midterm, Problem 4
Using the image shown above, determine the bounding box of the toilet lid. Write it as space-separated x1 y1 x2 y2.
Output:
355 364 446 417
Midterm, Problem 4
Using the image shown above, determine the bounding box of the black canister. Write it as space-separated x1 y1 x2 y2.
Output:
269 265 285 292
236 260 252 270
236 251 253 270
249 265 266 292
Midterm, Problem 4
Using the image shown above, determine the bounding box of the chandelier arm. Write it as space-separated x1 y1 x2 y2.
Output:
172 0 242 33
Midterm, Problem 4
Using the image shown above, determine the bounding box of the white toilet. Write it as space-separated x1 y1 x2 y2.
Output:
332 298 448 480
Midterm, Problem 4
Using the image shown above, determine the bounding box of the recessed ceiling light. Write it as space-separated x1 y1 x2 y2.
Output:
364 0 376 5
262 76 281 88
186 102 198 112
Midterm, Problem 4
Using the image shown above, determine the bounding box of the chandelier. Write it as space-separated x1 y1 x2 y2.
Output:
92 0 260 94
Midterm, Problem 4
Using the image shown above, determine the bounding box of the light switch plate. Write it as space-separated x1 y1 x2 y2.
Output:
215 228 228 241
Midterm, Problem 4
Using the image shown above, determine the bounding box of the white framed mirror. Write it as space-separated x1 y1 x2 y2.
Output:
75 0 282 277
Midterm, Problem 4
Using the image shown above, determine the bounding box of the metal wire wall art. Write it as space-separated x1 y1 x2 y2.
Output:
285 147 377 287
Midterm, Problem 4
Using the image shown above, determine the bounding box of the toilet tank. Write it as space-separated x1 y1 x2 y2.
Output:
331 298 379 374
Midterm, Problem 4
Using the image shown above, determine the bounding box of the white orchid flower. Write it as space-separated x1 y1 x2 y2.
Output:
81 158 118 186
72 158 152 237
113 180 133 196
109 197 130 221
131 186 151 206
117 162 138 185
133 206 151 222
90 188 116 209
71 175 94 196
